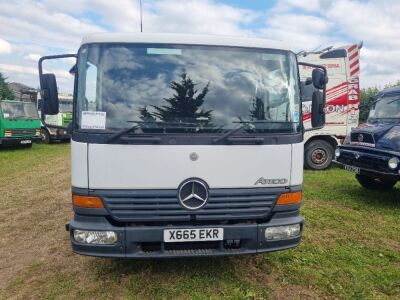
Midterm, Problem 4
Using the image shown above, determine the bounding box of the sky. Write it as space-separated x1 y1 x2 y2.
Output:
0 0 399 93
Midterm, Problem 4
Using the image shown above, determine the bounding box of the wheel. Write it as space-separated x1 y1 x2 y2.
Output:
304 140 334 170
41 128 51 144
355 174 397 190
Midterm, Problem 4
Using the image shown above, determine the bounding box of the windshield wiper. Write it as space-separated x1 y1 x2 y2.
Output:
387 97 400 104
106 120 209 142
212 125 246 144
106 125 140 142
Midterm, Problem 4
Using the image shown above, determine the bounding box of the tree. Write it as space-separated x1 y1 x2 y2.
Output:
359 86 379 123
150 72 212 122
249 97 266 120
139 106 156 122
0 72 15 100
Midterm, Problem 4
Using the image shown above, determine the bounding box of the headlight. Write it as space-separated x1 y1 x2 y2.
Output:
388 157 399 170
335 148 341 158
265 224 301 240
73 230 117 244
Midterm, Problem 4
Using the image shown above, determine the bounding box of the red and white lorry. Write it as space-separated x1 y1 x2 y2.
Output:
298 43 362 169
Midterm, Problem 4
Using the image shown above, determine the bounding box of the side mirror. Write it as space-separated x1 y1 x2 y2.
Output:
40 73 59 115
305 77 312 86
312 68 328 89
311 91 325 128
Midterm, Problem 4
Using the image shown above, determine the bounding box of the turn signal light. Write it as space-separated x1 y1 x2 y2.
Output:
72 195 104 208
5 130 12 137
276 191 302 205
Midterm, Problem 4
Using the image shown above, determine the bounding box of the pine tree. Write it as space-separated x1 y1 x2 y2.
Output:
151 72 212 122
139 106 156 122
249 97 266 120
0 72 15 100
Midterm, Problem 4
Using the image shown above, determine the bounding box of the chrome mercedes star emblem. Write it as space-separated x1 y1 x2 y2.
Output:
358 134 364 142
178 179 209 210
189 152 199 161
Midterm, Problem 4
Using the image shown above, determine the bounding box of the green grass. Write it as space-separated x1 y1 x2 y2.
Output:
0 144 399 299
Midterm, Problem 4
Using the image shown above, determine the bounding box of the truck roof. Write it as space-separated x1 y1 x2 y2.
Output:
81 32 291 51
378 86 400 97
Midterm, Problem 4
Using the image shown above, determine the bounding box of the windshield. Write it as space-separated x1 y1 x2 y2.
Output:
76 43 301 134
0 101 39 119
59 101 73 113
369 95 400 119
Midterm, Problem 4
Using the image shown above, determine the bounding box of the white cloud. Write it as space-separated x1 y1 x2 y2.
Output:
260 13 333 50
24 54 41 62
0 38 12 54
0 0 400 89
144 0 258 35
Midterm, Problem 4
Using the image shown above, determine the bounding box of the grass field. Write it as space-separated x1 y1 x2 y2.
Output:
0 144 399 299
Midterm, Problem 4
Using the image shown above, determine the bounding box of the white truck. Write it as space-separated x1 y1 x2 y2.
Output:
298 43 362 169
38 33 327 258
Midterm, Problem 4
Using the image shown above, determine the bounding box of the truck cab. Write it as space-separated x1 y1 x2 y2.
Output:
0 100 41 148
298 43 361 169
335 86 400 189
38 33 326 258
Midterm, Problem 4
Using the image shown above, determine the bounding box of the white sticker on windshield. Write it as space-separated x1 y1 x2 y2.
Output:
3 113 9 118
147 48 182 55
81 111 106 130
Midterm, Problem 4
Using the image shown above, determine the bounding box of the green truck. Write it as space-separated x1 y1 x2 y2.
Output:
0 100 42 148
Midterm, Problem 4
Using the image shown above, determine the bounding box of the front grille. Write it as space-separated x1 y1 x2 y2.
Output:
10 128 35 136
339 149 394 173
101 188 282 223
141 241 241 254
350 132 375 146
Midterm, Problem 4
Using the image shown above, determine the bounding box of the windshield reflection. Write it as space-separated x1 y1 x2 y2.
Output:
77 43 300 134
370 96 400 119
1 102 39 119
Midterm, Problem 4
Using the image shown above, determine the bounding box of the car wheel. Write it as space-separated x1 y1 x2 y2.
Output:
355 174 397 190
304 140 334 170
41 128 51 144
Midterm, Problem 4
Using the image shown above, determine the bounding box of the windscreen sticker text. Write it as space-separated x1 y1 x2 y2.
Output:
81 111 106 130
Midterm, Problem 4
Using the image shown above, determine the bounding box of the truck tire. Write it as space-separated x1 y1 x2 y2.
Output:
304 140 334 170
355 174 397 190
41 128 51 144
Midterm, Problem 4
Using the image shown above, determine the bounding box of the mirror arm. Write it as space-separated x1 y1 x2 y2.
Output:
38 53 77 129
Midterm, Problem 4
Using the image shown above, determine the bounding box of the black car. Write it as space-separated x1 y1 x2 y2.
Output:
334 86 400 189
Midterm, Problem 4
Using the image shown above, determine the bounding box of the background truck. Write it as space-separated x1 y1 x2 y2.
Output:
38 33 327 258
334 86 400 189
0 100 41 148
298 43 362 169
39 93 72 143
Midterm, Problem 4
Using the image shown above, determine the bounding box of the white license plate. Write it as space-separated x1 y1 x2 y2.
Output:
344 165 360 174
20 140 32 144
163 228 224 243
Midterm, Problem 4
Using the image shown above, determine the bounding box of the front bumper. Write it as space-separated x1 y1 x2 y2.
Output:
50 134 71 141
334 146 400 179
68 212 303 258
0 137 41 147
